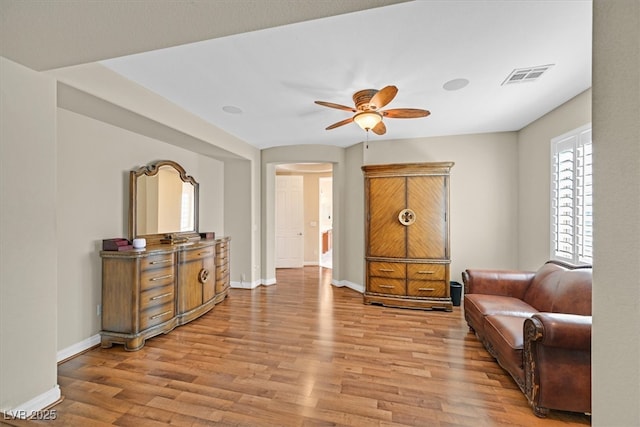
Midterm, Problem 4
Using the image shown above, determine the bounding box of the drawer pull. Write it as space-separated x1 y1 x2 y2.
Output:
418 287 435 291
379 285 395 289
150 274 173 281
378 268 395 272
150 259 172 265
198 251 213 256
150 292 172 301
417 270 435 274
150 310 172 320
198 268 210 284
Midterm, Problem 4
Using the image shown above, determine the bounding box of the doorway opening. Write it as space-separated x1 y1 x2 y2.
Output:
319 176 333 269
275 163 333 270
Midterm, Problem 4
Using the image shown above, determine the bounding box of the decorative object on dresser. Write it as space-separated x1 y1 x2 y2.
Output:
362 162 454 311
132 238 146 249
100 160 230 351
102 238 132 251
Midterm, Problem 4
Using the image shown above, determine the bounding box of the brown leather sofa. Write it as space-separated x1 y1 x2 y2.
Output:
462 260 592 417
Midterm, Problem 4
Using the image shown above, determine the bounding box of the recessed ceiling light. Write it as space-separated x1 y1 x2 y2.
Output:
222 105 243 114
443 78 470 91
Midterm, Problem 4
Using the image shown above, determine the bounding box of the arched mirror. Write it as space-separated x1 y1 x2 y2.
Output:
129 160 199 243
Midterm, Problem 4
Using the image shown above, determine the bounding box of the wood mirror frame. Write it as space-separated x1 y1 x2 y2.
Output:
129 160 200 244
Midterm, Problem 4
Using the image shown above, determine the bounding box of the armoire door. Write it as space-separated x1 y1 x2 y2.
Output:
368 176 406 258
407 175 447 259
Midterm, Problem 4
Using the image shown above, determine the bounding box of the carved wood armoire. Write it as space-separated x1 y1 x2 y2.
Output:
362 162 454 311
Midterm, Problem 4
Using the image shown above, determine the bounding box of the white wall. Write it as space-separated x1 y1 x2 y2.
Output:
517 89 592 270
0 57 60 415
592 1 640 424
56 108 224 352
343 143 366 286
223 159 255 287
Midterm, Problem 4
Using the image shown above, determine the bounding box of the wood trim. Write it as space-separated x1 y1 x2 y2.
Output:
362 162 454 177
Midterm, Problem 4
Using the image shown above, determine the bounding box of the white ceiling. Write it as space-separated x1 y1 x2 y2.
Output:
2 0 592 150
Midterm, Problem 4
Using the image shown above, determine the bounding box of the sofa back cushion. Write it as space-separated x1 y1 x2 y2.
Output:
523 262 592 315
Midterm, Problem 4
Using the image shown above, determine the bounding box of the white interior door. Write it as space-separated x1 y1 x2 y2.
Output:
276 175 304 268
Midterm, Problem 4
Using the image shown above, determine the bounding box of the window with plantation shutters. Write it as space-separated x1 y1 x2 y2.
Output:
551 124 593 265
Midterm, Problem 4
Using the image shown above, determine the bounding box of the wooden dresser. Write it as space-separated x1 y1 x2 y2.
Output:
100 237 230 351
362 162 453 311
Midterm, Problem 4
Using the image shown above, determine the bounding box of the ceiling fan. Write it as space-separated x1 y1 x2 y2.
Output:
314 85 430 135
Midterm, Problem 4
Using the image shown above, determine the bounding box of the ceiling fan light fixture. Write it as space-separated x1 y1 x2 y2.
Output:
353 111 382 131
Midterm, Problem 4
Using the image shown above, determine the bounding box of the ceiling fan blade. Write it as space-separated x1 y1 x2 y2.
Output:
326 117 354 130
369 85 398 110
382 108 431 119
315 101 356 112
371 121 386 135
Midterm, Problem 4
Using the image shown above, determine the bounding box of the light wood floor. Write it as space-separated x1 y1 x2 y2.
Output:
5 267 591 426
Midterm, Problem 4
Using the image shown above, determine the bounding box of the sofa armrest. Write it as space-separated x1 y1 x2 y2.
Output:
524 313 592 417
525 313 591 350
462 269 535 299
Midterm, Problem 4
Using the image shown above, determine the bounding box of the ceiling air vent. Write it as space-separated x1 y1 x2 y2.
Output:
502 64 554 85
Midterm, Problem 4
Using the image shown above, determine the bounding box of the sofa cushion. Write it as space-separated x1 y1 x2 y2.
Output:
464 294 537 338
549 269 592 315
523 262 592 315
483 314 527 386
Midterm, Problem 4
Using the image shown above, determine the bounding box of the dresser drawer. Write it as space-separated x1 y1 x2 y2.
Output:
369 277 406 295
140 265 175 291
407 280 447 297
140 301 174 330
368 262 406 279
140 283 175 311
216 252 229 266
216 255 229 268
216 241 229 254
407 263 446 280
216 276 229 294
141 253 174 271
181 247 215 263
216 262 229 277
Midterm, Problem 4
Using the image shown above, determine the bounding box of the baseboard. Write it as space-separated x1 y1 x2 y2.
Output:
262 277 276 286
230 279 267 289
233 277 351 290
57 334 101 363
2 385 61 420
331 279 364 293
231 277 278 289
